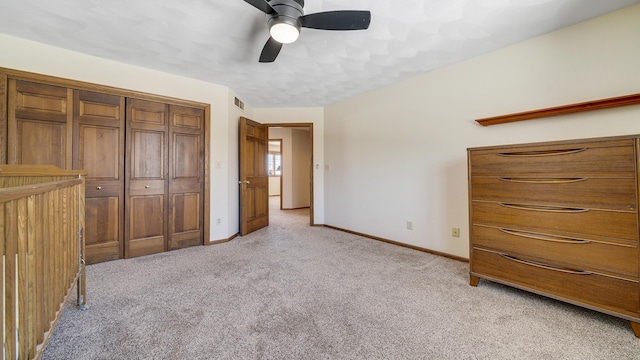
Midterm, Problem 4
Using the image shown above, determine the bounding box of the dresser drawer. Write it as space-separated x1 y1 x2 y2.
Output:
469 140 635 177
471 177 636 211
472 248 640 316
472 201 638 241
472 225 639 276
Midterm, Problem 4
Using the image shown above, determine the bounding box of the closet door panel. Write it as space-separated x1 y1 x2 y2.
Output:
126 99 168 258
8 80 72 168
84 197 121 262
127 195 165 257
168 105 204 250
131 130 164 178
73 90 125 264
17 121 66 167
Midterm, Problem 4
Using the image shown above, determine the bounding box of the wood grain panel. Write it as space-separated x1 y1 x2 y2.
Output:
85 197 120 244
9 80 72 169
470 141 635 177
172 110 201 129
78 125 119 180
471 177 636 211
130 107 165 126
473 225 638 276
17 121 66 168
172 193 200 233
15 81 68 122
131 130 164 179
79 99 120 120
173 133 200 178
84 197 120 263
472 200 638 241
129 195 164 239
472 248 640 317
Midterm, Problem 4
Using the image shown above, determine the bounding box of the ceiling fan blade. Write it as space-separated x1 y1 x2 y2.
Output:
259 37 283 63
300 10 371 30
243 0 276 14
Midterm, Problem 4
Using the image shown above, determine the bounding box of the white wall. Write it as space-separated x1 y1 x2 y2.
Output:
324 4 640 259
0 34 247 242
291 128 311 208
254 107 325 224
269 177 281 196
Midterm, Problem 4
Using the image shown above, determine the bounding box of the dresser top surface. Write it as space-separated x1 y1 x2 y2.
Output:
467 134 640 152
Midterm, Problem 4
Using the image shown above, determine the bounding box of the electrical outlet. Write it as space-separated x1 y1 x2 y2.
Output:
407 221 413 230
216 218 222 225
452 227 460 237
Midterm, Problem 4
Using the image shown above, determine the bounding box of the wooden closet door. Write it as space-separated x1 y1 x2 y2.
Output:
125 99 168 258
73 90 125 264
168 105 204 250
7 80 72 168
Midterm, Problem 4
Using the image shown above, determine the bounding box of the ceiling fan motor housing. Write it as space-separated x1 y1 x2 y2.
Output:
267 0 304 32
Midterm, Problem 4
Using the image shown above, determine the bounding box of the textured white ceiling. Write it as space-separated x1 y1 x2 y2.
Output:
0 0 638 108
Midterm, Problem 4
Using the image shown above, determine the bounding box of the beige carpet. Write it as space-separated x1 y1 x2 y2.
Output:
42 197 640 359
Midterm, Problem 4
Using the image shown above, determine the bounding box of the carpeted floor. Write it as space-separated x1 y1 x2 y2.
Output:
42 197 640 359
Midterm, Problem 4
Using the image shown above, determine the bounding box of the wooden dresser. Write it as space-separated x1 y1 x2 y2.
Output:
467 135 640 338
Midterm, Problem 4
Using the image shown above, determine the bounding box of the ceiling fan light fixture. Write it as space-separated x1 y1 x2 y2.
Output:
269 18 300 44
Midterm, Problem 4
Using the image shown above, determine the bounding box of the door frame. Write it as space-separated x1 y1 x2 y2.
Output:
265 123 314 226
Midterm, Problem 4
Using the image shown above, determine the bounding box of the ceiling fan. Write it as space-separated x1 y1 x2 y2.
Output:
243 0 371 63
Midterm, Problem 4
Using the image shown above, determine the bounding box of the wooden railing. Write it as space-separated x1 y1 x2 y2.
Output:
1 165 87 360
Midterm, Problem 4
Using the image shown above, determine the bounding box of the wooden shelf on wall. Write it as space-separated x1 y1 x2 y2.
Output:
476 93 640 126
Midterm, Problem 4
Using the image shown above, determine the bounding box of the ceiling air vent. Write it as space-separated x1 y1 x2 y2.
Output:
234 97 245 111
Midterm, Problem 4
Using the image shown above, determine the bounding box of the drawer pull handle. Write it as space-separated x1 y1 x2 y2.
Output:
498 148 587 157
499 203 589 213
499 177 587 184
96 186 102 190
499 228 591 244
500 254 592 275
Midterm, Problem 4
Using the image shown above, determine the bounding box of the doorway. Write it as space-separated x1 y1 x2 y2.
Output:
239 118 314 236
267 124 313 225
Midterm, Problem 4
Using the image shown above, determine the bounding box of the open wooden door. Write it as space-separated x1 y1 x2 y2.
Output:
239 117 269 235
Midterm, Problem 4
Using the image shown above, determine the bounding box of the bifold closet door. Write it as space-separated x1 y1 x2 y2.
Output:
73 90 125 264
168 105 204 250
125 98 169 258
7 80 72 168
